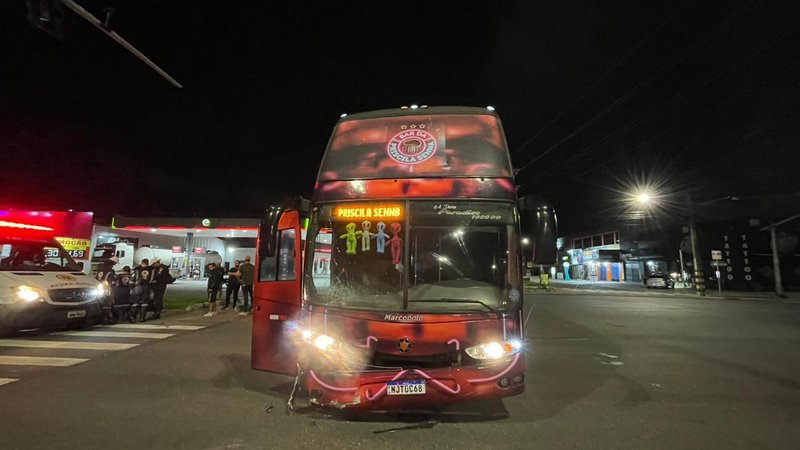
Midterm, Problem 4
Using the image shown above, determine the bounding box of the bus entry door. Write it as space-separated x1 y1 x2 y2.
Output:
251 208 302 375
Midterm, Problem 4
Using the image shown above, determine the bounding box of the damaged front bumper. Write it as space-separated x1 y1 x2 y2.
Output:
303 353 525 411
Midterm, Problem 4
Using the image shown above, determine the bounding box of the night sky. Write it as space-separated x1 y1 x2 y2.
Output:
1 0 798 234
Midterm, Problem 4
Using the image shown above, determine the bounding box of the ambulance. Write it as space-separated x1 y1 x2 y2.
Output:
0 219 103 336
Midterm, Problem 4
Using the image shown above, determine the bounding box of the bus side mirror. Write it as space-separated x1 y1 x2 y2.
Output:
519 194 558 265
258 197 311 259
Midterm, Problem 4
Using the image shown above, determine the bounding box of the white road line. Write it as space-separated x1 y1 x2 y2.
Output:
524 302 535 327
52 331 174 339
0 340 139 351
98 324 205 331
0 378 19 386
0 355 89 367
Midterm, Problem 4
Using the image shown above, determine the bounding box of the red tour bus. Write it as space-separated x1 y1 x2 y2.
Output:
251 106 556 413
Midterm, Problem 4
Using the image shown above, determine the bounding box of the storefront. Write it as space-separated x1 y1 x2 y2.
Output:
568 245 623 281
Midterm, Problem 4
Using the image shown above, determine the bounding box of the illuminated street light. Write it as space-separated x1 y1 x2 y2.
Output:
631 188 705 296
521 237 530 278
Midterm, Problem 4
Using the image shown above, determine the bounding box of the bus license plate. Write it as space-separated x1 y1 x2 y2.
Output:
67 310 86 319
387 380 426 396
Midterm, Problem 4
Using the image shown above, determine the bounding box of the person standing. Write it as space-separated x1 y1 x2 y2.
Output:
112 265 134 322
150 258 173 320
131 258 152 322
223 260 241 311
238 255 255 316
205 262 224 317
95 256 118 323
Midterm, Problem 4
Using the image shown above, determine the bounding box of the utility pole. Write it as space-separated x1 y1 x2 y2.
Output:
769 227 783 297
761 215 799 299
688 216 706 296
687 193 705 296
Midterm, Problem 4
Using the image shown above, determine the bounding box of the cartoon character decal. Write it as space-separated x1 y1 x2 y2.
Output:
360 220 374 251
339 222 362 255
374 221 389 254
388 222 403 266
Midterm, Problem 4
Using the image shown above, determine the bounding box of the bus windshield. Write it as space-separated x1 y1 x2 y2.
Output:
0 239 82 272
304 200 521 313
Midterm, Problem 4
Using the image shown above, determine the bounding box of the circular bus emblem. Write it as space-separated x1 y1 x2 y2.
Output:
56 274 77 281
397 337 412 353
387 130 437 165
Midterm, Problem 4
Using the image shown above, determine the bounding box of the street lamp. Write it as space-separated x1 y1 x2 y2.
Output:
686 193 705 296
521 237 530 278
631 191 655 283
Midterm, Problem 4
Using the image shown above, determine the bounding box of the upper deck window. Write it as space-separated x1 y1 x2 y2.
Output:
318 114 512 181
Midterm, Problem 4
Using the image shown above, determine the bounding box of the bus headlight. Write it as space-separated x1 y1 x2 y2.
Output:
294 327 368 369
300 329 340 353
15 286 44 303
465 339 523 360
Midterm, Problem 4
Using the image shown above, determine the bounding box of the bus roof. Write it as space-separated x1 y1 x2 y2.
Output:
317 106 513 184
337 105 499 122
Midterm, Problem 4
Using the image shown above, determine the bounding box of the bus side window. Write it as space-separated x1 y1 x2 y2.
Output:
277 229 296 281
259 229 295 281
259 251 278 282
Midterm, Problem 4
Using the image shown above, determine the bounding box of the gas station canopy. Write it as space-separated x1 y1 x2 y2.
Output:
111 216 259 238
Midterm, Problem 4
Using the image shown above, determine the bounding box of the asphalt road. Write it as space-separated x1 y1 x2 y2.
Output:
1 290 799 450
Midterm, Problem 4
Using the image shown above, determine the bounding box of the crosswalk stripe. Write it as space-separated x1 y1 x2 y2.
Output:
0 355 88 367
98 324 205 331
52 331 174 339
0 340 139 351
0 378 19 386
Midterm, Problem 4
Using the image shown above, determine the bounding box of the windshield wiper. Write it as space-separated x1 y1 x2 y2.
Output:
408 298 500 314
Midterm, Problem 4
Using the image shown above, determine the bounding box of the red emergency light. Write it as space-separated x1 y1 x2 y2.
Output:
0 220 55 231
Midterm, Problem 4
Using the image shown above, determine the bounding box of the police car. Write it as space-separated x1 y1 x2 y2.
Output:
0 220 103 336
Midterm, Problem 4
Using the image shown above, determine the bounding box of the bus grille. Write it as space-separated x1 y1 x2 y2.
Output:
370 350 460 370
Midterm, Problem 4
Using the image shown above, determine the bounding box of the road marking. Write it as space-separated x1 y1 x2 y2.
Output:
524 302 535 327
0 339 139 351
0 355 88 367
600 360 624 366
52 331 175 339
98 324 205 331
0 378 19 386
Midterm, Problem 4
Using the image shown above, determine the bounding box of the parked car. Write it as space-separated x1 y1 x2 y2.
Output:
644 272 675 289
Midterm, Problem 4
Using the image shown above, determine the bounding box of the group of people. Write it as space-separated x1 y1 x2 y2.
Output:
204 255 254 317
95 257 174 323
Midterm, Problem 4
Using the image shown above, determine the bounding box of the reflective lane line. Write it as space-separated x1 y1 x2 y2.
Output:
98 324 205 331
0 378 19 386
0 356 89 367
52 331 174 339
0 339 139 351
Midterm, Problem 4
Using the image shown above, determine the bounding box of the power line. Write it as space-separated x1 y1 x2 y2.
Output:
511 0 694 158
513 0 761 176
534 52 800 196
520 22 799 192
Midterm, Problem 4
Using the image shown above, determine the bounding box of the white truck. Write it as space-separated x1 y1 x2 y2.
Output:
1 221 104 336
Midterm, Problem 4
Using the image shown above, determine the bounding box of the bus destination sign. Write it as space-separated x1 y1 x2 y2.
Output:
333 204 404 221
